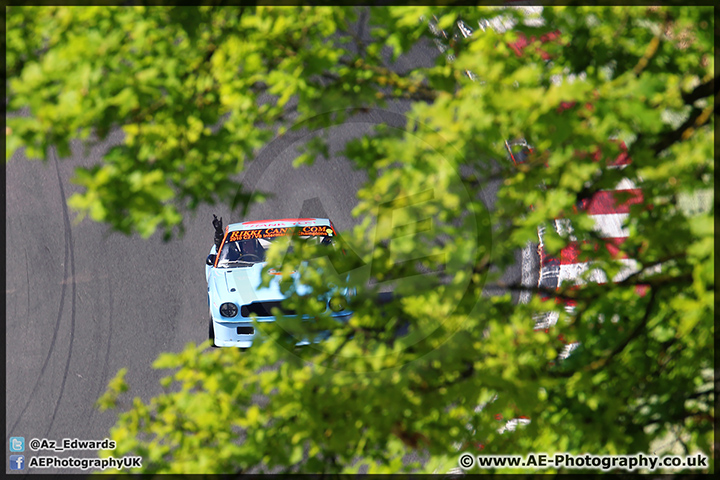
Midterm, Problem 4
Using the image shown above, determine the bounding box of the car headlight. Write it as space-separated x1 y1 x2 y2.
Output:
328 296 347 312
220 302 238 317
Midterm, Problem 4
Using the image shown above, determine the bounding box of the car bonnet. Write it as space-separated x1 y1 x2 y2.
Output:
210 263 313 306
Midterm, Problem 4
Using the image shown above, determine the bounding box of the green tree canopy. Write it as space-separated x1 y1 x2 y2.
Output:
7 5 714 474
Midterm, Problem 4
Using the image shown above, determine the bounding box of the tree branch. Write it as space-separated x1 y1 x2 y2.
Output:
412 360 475 393
682 77 717 105
632 34 662 77
339 57 438 102
491 259 688 302
686 387 715 400
644 410 715 429
610 252 688 287
652 103 715 156
584 287 657 372
373 89 439 103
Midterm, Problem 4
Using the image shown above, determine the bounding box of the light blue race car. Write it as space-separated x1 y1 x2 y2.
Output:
205 217 353 348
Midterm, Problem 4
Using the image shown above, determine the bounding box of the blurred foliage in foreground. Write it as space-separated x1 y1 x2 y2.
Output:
8 5 714 474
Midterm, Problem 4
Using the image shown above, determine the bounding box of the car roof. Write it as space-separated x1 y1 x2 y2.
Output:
227 218 332 232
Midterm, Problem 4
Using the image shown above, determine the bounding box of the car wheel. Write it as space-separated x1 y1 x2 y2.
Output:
209 317 220 348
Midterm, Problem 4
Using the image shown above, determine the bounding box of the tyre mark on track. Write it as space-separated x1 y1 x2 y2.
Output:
94 274 115 415
44 149 78 436
9 154 71 436
25 249 31 321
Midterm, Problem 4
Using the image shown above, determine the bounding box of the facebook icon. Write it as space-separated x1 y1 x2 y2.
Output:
10 455 25 470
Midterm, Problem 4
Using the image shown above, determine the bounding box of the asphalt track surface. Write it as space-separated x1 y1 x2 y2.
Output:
5 38 525 474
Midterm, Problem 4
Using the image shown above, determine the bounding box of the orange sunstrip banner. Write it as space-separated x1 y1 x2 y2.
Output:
226 225 331 242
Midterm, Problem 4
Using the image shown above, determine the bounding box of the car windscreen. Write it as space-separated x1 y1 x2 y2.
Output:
217 229 334 268
217 238 271 267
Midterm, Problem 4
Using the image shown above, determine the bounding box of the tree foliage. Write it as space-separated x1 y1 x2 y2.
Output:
8 5 714 474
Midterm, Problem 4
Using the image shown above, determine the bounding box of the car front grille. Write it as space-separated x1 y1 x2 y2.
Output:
236 326 254 335
240 301 295 317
